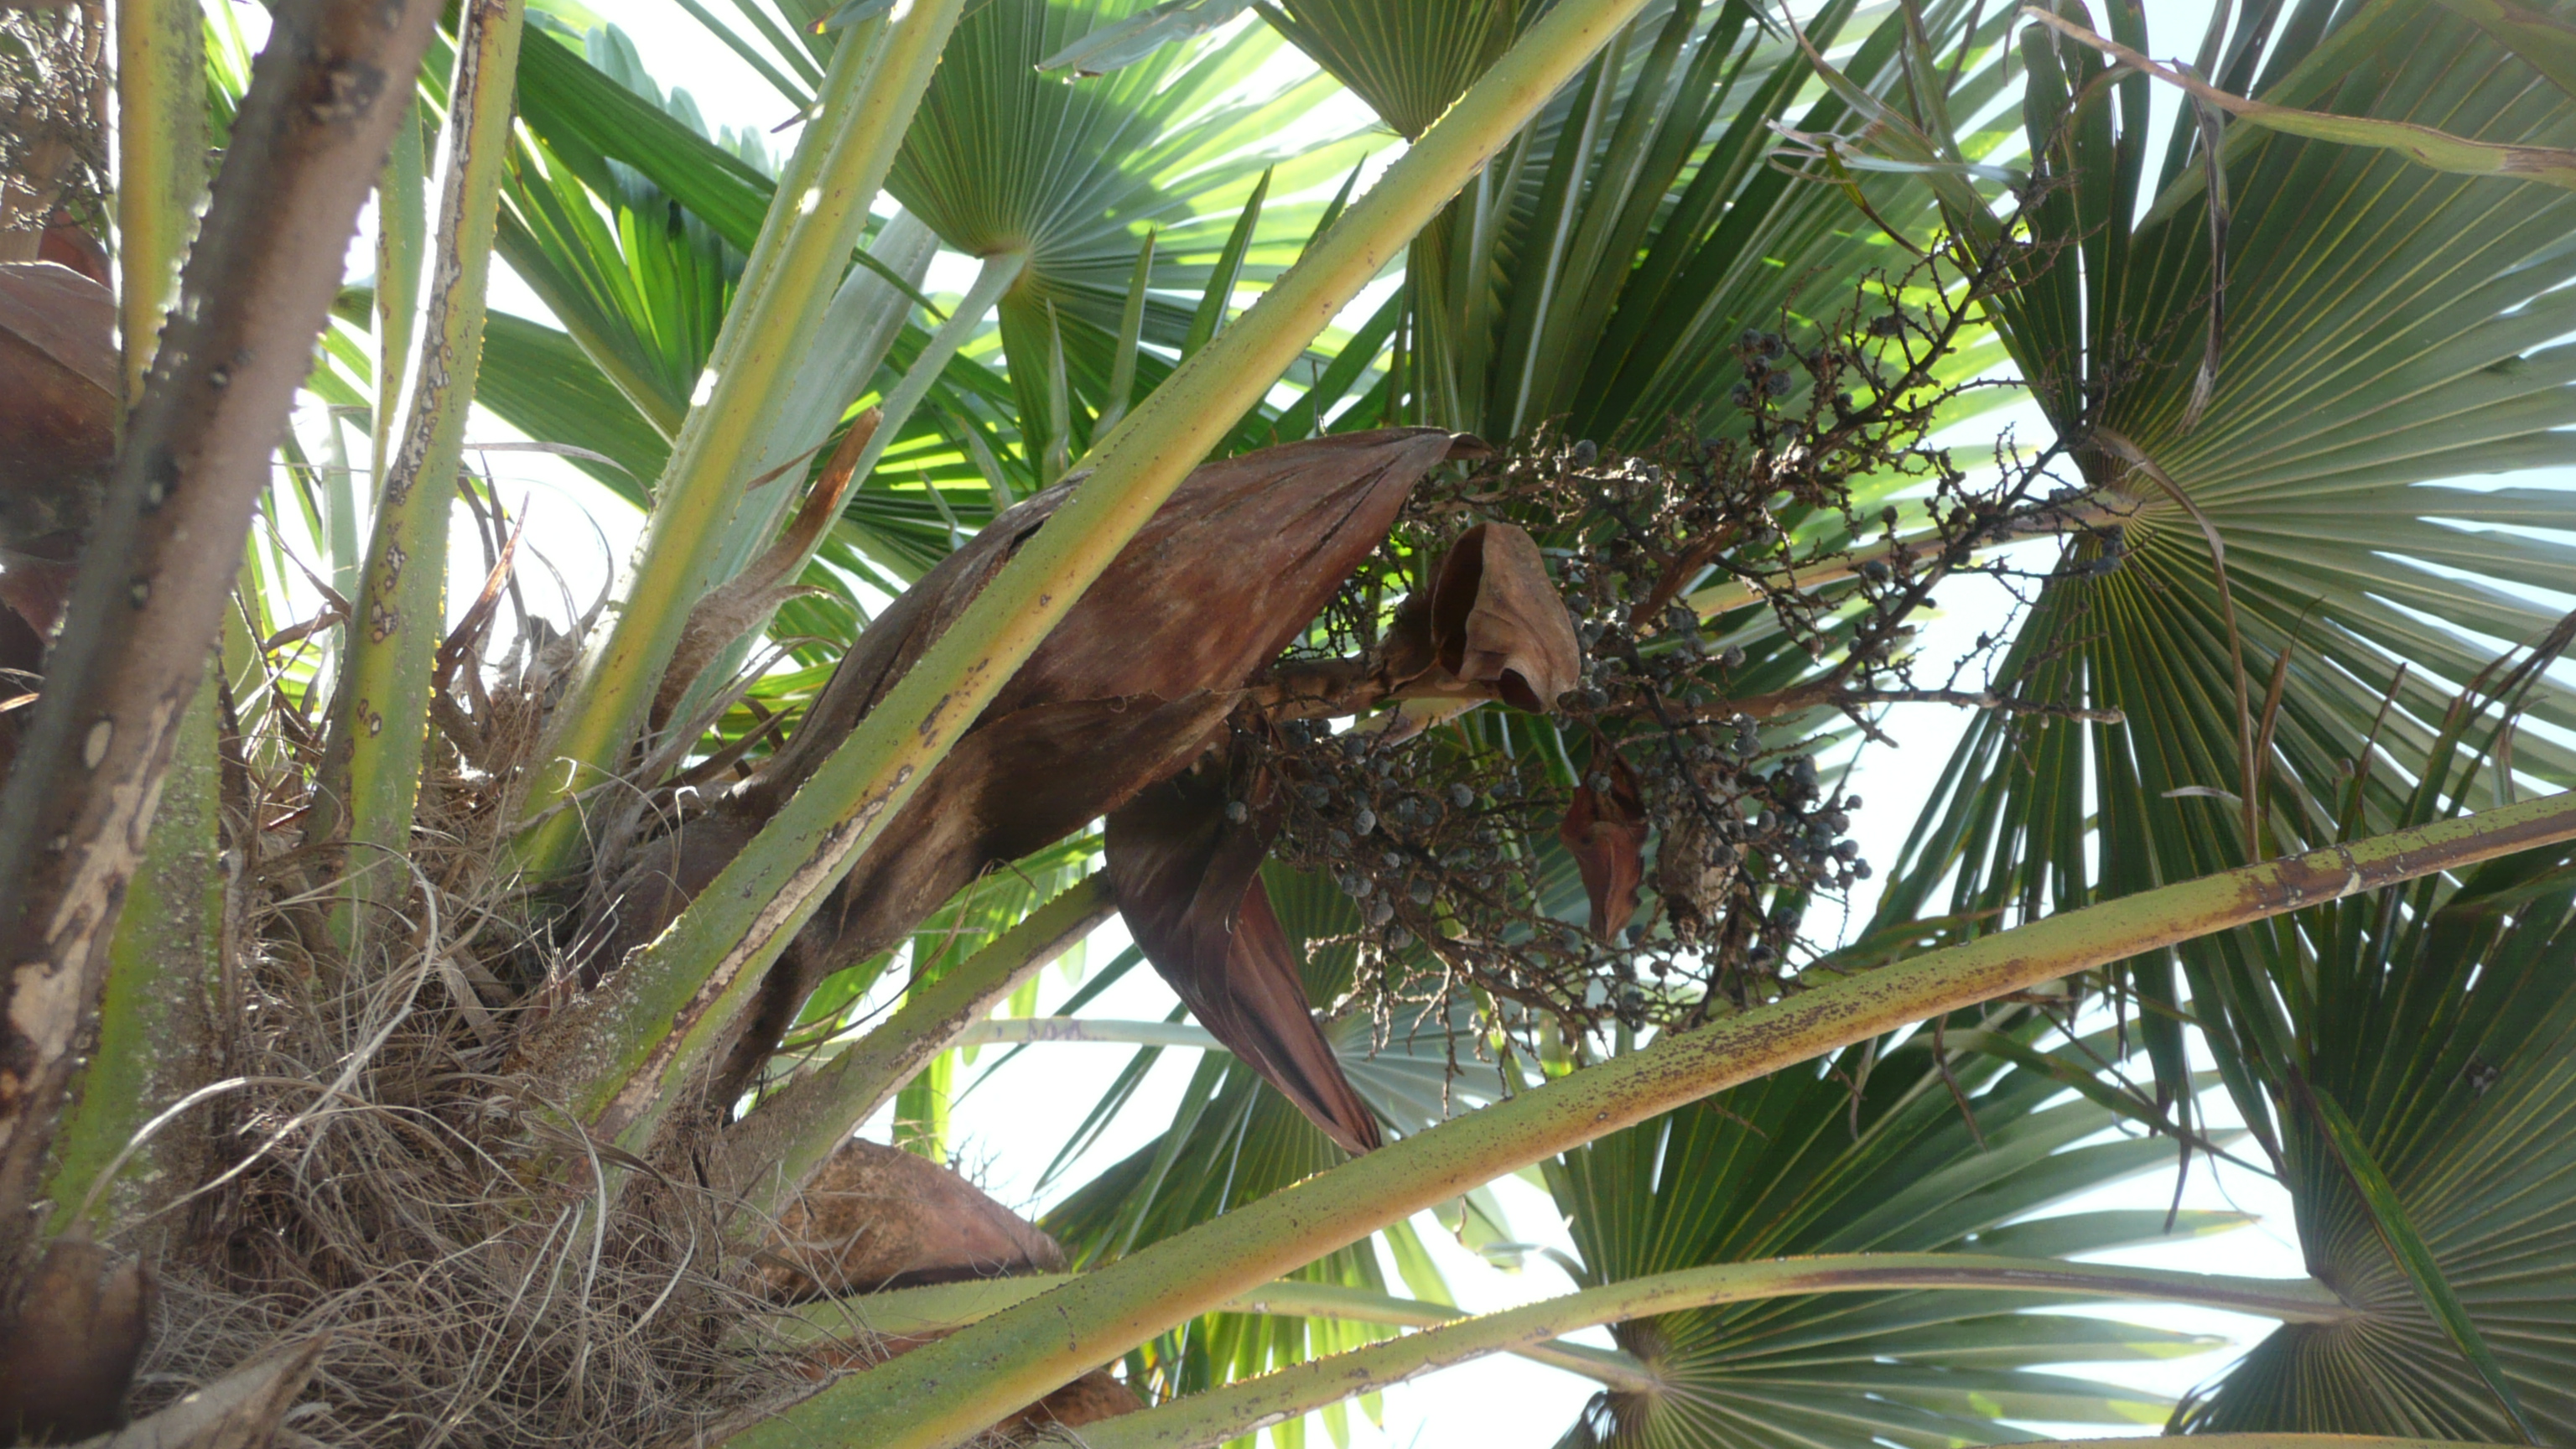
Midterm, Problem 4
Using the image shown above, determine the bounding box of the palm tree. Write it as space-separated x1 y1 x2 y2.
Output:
3 1 2575 1446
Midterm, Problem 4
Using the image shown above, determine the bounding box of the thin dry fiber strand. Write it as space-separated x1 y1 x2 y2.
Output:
109 669 873 1449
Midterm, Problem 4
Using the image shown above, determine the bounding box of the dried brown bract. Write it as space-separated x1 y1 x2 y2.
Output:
759 1139 1062 1300
1379 521 1581 713
0 260 114 641
1559 736 1647 941
1106 743 1380 1156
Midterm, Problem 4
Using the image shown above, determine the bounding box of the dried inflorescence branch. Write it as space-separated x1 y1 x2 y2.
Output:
1239 254 2114 1052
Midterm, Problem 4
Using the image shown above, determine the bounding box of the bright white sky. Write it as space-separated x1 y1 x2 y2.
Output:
304 1 2313 1442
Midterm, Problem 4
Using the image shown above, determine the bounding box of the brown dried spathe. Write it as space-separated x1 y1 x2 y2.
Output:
1106 745 1380 1156
1559 737 1648 941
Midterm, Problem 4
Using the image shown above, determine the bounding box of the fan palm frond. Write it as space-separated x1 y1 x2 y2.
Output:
1856 0 2576 1123
1548 1016 2236 1447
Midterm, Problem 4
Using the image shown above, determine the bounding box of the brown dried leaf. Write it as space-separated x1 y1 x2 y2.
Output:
0 262 116 397
0 1235 152 1441
743 408 880 585
751 428 1469 807
752 1144 1131 1443
1007 1368 1145 1436
0 556 75 652
650 583 823 722
433 510 523 691
691 691 1239 1096
759 1137 1062 1301
1379 522 1580 714
36 215 109 290
1106 750 1380 1156
1559 738 1647 941
1431 522 1580 712
1655 797 1739 943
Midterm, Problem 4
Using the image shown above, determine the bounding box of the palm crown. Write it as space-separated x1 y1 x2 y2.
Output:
1 1 2574 1446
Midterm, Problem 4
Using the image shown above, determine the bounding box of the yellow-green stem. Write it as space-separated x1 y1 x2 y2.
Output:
891 1052 950 1161
547 0 1668 1166
41 659 221 1237
2025 8 2576 190
42 0 221 1243
514 3 963 877
114 0 201 399
654 213 940 738
1072 1254 2350 1449
315 0 524 941
845 249 1024 484
717 789 2576 1449
373 95 427 480
767 1271 1656 1391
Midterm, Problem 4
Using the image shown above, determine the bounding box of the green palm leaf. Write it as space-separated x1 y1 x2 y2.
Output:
1321 0 2018 444
2178 846 2576 1439
515 21 776 254
1831 6 2576 1417
886 0 1365 467
1547 1016 2236 1448
1868 1 2576 1117
476 310 673 488
494 19 1046 618
1261 0 1531 141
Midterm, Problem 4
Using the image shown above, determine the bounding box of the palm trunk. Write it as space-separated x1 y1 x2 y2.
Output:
0 0 444 1275
28 0 222 1249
